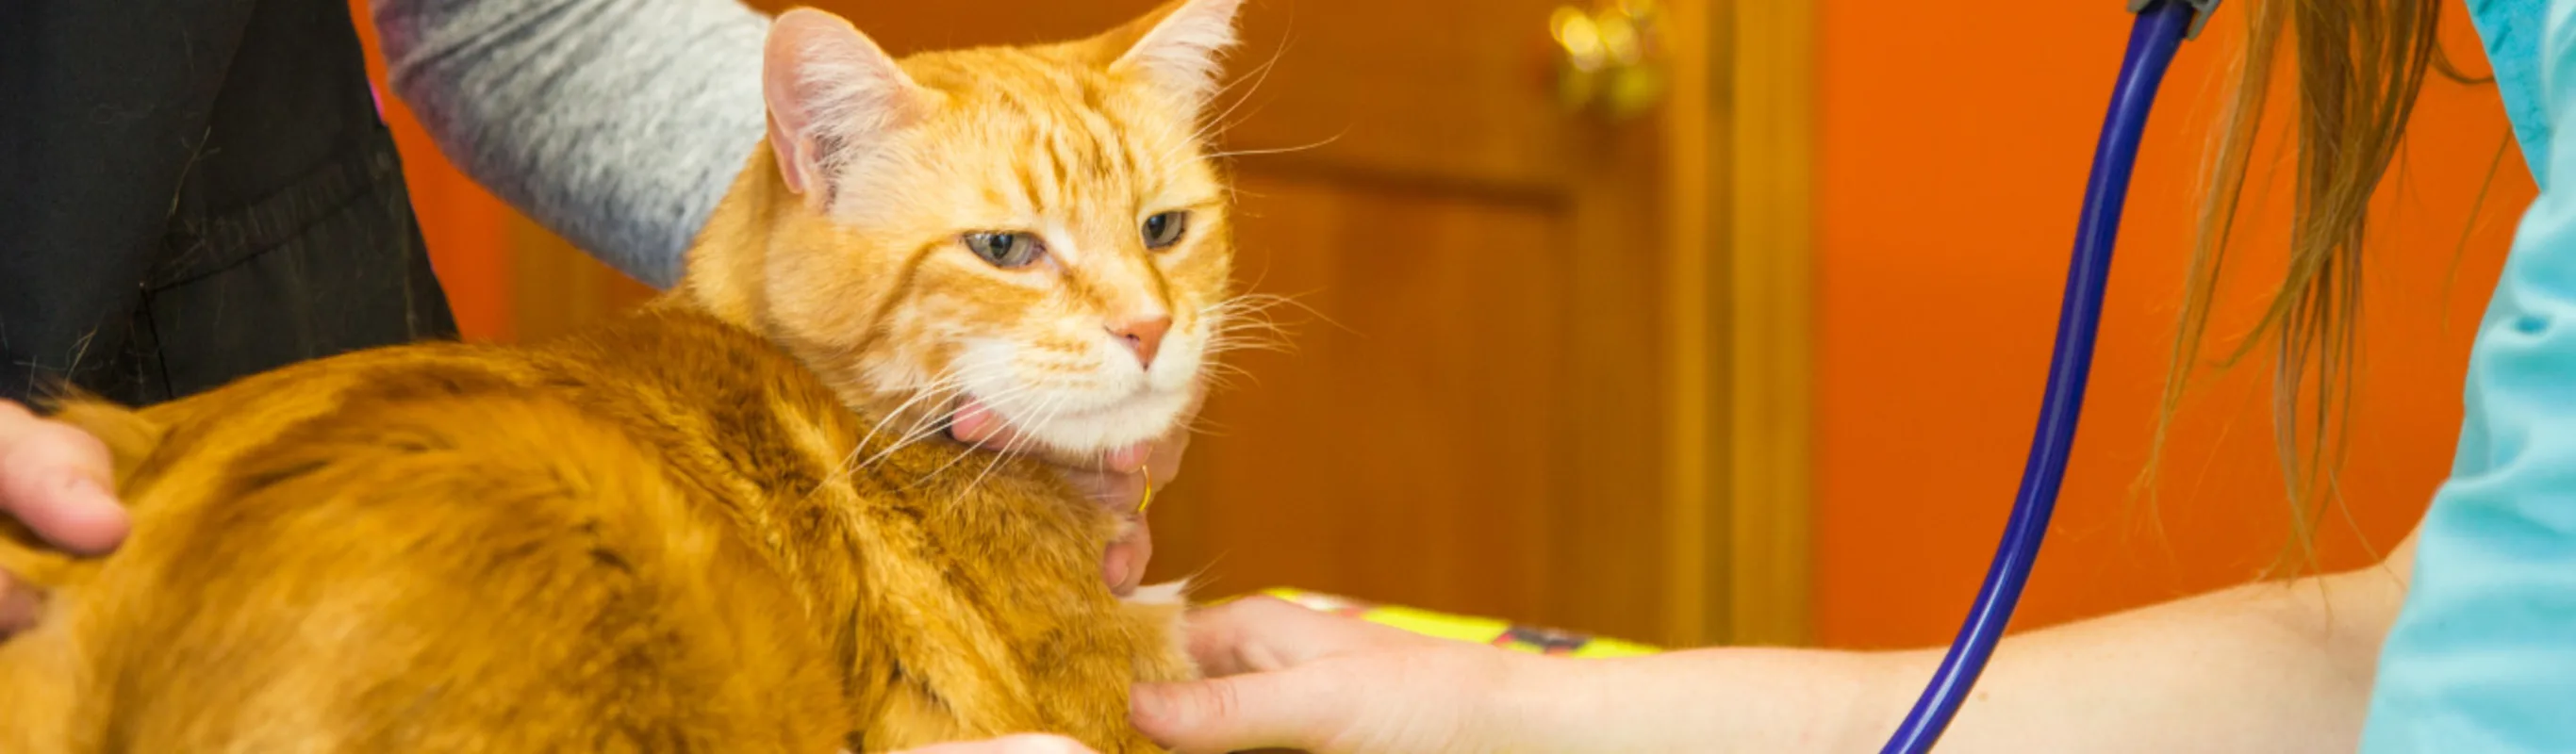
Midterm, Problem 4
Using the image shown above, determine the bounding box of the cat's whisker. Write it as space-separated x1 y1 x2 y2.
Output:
1170 412 1232 439
857 425 973 478
1213 324 1278 349
851 377 971 457
954 434 1030 501
850 382 971 464
1194 31 1291 142
907 385 1051 478
853 381 1042 473
1202 337 1295 356
801 378 974 502
953 393 1078 499
916 390 1067 490
957 451 1017 503
1206 290 1340 336
1214 290 1318 315
1205 129 1346 162
851 415 962 473
1205 310 1293 336
1209 316 1295 336
1206 320 1295 342
1173 14 1298 168
870 382 1021 455
1204 292 1282 313
1197 362 1259 391
1209 317 1296 340
1214 304 1296 322
1164 54 1287 174
1170 64 1278 167
1179 81 1280 165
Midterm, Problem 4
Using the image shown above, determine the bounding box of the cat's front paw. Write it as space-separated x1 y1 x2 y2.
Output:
1122 580 1198 682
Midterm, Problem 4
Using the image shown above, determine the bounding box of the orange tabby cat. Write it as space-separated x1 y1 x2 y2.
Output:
0 1 1245 751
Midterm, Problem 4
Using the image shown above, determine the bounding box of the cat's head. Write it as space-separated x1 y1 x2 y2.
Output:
713 0 1243 457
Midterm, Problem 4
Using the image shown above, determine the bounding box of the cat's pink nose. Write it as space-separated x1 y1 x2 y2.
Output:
1109 316 1172 369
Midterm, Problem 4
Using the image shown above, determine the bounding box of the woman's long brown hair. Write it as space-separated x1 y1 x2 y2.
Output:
2146 0 2474 566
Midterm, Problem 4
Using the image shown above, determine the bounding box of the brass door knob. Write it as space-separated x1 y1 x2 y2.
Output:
1550 0 1667 119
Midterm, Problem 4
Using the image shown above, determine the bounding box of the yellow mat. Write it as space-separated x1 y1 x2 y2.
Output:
1249 587 1661 658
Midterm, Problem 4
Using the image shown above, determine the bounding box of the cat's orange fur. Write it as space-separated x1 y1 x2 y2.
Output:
0 1 1246 751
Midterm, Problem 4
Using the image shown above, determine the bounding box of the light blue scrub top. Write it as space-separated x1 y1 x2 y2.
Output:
2363 1 2576 749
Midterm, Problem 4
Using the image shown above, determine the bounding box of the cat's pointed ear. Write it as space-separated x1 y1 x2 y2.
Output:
762 8 933 206
1099 0 1245 116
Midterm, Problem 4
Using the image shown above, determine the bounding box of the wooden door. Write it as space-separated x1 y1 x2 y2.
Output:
514 0 1746 645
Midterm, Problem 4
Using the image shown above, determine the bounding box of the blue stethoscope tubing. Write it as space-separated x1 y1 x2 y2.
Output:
1877 2 2203 752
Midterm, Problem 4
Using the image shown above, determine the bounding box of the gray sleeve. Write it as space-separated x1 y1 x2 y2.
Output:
372 0 771 289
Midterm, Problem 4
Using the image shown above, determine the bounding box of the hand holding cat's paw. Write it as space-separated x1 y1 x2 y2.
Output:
0 400 130 634
888 733 1099 754
1129 596 1535 754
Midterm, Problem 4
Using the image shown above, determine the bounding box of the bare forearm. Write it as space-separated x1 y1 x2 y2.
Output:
1871 566 2400 753
1524 555 2409 752
1514 646 1889 752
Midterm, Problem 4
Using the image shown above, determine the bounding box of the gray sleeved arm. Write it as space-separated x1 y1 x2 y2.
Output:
371 0 772 288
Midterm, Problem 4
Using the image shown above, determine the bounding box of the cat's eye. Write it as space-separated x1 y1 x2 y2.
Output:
964 232 1042 268
1141 211 1188 251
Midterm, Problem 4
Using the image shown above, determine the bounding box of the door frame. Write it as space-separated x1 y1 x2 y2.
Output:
487 0 1817 646
1663 0 1815 647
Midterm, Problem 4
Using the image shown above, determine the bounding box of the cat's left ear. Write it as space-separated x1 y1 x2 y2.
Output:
1098 0 1245 117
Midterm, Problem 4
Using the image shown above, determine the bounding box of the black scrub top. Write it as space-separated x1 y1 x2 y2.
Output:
1 0 459 408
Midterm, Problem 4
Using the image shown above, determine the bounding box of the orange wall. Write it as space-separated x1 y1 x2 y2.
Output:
347 0 516 342
337 0 2532 647
1812 2 2535 647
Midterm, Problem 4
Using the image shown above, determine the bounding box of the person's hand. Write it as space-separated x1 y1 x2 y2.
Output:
889 733 1098 754
0 401 132 633
1127 596 1543 753
948 388 1197 598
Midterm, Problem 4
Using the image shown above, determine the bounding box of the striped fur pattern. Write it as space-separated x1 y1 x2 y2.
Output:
0 1 1241 751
